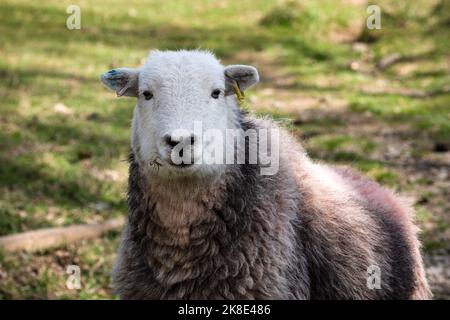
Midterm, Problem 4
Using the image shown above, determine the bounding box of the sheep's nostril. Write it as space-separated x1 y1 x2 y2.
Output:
164 135 179 149
164 134 196 149
190 135 195 146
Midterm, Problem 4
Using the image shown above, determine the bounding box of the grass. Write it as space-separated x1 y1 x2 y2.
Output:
0 0 449 299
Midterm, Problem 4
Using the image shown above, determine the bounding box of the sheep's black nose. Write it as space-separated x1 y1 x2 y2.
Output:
163 134 196 149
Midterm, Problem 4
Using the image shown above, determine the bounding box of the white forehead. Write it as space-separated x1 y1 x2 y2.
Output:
139 50 225 90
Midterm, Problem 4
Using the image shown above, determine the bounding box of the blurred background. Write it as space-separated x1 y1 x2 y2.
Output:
0 0 448 299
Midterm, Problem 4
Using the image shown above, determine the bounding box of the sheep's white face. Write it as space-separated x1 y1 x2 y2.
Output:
100 50 259 179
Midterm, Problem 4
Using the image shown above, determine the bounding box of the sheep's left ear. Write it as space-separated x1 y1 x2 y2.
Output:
100 68 140 97
224 65 259 96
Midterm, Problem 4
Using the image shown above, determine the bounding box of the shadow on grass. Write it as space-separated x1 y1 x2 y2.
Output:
0 108 129 235
0 68 92 86
0 2 334 62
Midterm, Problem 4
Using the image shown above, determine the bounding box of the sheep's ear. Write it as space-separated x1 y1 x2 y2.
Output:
224 65 259 95
100 68 140 97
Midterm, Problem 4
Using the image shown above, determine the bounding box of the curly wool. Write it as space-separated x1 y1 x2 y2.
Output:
112 116 431 299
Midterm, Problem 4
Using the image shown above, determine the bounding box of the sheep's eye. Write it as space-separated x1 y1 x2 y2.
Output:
143 91 153 100
211 89 221 99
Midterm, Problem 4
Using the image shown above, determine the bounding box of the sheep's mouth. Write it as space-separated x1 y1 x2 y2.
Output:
165 157 195 169
168 162 194 168
166 155 196 169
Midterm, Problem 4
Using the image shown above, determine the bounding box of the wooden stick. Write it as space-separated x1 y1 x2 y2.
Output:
0 217 125 252
376 52 430 71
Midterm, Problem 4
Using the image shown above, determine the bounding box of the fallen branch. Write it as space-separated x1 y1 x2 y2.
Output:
376 52 431 71
0 217 125 252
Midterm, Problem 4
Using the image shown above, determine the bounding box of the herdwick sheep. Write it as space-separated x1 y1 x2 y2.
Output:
100 49 431 299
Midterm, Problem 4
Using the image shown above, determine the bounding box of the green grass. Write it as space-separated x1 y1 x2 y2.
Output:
0 0 449 299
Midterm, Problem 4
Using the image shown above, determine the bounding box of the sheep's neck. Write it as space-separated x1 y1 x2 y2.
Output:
128 156 258 288
146 177 225 242
141 177 227 287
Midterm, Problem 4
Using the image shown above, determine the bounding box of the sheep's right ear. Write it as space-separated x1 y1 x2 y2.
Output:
100 68 140 97
224 65 259 95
